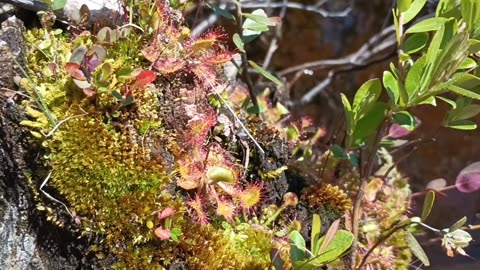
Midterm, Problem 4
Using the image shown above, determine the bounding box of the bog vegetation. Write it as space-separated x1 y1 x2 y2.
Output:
15 0 479 269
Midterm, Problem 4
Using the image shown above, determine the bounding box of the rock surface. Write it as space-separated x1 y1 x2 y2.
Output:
0 16 91 270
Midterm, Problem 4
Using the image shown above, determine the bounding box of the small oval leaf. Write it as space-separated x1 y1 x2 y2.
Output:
421 190 435 221
405 231 430 266
456 161 480 193
449 216 467 232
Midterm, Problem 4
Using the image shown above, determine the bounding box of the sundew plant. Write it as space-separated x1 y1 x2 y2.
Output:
15 0 479 269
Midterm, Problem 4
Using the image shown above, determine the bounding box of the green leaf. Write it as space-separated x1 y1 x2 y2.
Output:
353 79 382 119
243 11 280 27
461 0 480 38
248 60 283 86
170 228 181 242
313 230 354 265
427 20 469 91
436 0 462 18
341 93 354 146
458 58 477 70
418 96 437 106
207 4 235 20
383 71 400 105
286 125 300 141
232 33 245 52
406 17 447 34
96 27 112 43
311 214 321 254
242 9 270 37
445 119 477 130
437 96 457 108
331 144 348 159
405 55 427 102
398 0 412 13
246 105 266 115
403 32 429 54
290 231 307 262
451 102 480 121
352 103 388 146
270 248 284 270
448 73 480 100
394 8 401 44
51 0 67 10
421 190 435 221
469 39 480 54
69 46 88 65
317 219 340 256
390 63 409 105
393 111 416 130
207 166 236 184
73 79 91 89
123 95 134 106
90 45 106 64
444 229 472 248
403 0 428 24
459 104 480 119
449 216 467 232
38 39 52 50
405 231 430 266
111 90 123 101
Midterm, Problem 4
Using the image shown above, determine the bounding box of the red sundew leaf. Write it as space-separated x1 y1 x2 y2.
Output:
186 109 217 146
177 177 199 190
153 58 185 73
187 30 225 53
236 182 263 211
142 44 161 63
191 64 216 86
203 51 232 64
65 62 87 80
177 158 202 190
455 161 480 193
187 194 209 225
132 70 156 89
216 198 236 221
154 227 171 240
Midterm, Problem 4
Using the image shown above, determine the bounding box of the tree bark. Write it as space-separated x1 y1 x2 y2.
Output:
0 16 96 269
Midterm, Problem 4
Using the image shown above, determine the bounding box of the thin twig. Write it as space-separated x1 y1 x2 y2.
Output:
357 222 410 269
351 119 389 269
383 146 418 179
39 171 74 217
191 3 228 37
278 25 397 76
1 87 33 99
234 2 259 109
261 0 288 70
240 139 250 177
40 111 89 138
238 1 352 18
198 68 265 155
